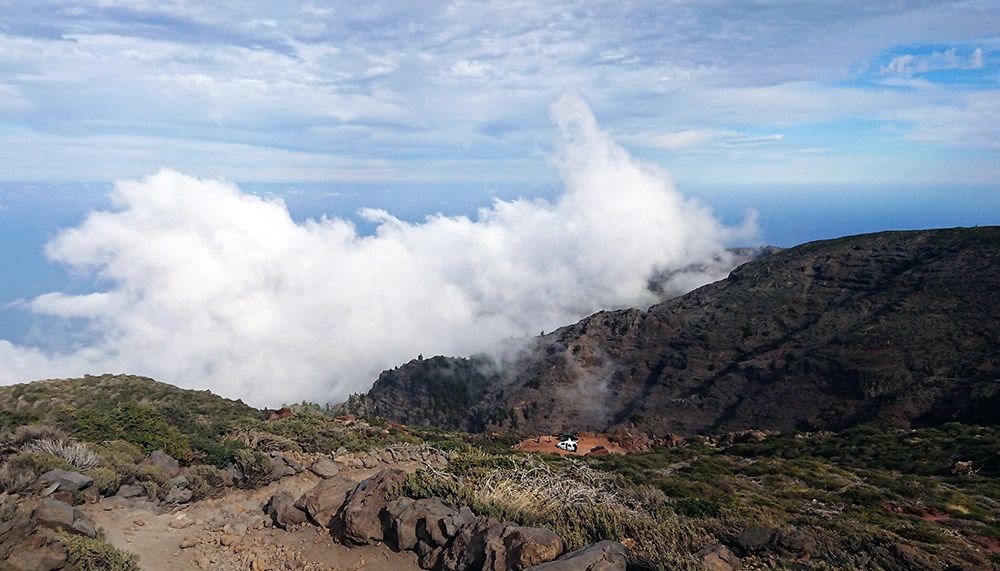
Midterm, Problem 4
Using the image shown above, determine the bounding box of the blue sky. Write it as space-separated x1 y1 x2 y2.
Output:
0 0 998 185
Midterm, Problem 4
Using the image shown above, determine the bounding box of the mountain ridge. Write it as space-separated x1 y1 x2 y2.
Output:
350 226 1000 435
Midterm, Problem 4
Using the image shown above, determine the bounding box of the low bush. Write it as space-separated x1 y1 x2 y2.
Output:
85 467 122 496
187 464 227 500
62 533 140 571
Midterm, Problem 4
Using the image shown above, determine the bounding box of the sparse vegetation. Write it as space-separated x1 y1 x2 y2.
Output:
62 533 141 571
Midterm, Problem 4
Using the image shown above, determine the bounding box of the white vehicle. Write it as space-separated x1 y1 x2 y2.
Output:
556 434 579 453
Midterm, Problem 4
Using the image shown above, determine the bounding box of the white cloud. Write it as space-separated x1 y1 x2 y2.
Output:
881 47 985 76
0 96 754 406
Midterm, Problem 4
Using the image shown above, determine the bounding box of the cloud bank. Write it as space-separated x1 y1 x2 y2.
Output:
0 96 754 406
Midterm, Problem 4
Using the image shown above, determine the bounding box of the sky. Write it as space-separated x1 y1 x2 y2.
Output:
0 1 997 405
0 0 998 184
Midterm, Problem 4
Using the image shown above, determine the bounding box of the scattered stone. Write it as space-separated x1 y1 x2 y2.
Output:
695 543 741 571
165 486 193 505
308 459 341 479
270 456 297 480
734 527 775 555
179 535 198 549
116 484 145 499
140 450 181 477
35 469 93 492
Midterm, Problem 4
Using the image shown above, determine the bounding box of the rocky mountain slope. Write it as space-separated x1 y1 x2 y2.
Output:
354 227 1000 435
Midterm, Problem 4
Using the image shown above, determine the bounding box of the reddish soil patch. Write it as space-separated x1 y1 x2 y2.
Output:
514 432 628 456
970 535 1000 554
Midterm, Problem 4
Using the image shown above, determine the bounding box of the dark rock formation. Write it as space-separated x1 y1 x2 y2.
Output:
355 228 1000 435
331 468 406 545
266 491 308 529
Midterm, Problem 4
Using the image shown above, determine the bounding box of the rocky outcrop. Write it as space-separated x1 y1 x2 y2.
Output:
318 469 625 571
354 227 1000 435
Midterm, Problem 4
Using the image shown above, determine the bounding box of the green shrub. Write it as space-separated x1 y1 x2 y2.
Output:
73 403 192 460
233 449 273 489
187 464 227 500
93 440 145 468
85 467 122 496
6 451 74 475
134 465 171 501
62 533 140 571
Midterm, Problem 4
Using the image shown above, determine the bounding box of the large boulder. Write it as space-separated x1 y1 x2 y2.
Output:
140 450 181 478
266 491 308 529
390 497 457 551
332 468 407 545
308 458 341 479
295 476 355 528
439 516 495 571
734 527 775 555
503 526 564 569
35 469 93 492
32 498 97 538
525 540 628 571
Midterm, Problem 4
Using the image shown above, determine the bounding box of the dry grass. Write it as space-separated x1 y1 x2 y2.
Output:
410 450 712 569
23 438 100 470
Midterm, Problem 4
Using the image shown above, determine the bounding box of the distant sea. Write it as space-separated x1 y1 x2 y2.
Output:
1 180 997 342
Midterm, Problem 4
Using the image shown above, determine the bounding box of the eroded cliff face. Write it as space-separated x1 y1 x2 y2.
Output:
357 227 1000 435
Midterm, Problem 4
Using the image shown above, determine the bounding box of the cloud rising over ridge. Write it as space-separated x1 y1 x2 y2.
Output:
0 96 755 406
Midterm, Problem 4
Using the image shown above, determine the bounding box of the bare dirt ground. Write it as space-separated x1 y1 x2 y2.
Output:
81 466 422 571
513 432 627 456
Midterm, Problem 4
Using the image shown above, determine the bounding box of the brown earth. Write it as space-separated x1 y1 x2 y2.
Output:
513 433 626 456
82 465 423 571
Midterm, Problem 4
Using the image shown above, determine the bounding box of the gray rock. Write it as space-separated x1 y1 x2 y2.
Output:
36 469 93 492
296 476 355 528
390 497 455 551
140 450 181 477
33 498 75 530
170 475 190 488
164 486 193 504
308 459 341 479
71 512 97 538
270 456 297 480
116 484 145 498
525 540 628 571
267 491 308 529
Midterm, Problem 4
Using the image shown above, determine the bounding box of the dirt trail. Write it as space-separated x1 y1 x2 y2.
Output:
82 466 422 571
